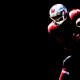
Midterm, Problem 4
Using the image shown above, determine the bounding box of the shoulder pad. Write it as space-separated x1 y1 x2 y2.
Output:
69 9 80 20
48 21 57 33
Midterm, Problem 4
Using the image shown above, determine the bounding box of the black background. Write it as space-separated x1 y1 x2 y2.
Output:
6 0 79 80
2 0 80 79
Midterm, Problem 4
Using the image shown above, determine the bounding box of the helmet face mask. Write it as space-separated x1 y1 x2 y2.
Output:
49 4 68 26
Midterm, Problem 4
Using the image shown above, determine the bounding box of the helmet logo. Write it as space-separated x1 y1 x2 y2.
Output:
51 9 55 13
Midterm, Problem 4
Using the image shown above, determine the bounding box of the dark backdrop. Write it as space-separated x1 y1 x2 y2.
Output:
3 0 79 80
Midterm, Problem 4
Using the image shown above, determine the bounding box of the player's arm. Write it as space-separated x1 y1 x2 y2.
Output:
76 9 80 27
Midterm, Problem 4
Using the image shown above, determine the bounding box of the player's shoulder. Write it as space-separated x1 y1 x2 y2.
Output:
48 21 57 33
69 9 80 20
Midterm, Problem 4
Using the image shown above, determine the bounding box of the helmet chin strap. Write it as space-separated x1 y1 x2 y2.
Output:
56 20 64 26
